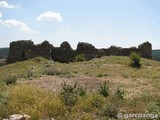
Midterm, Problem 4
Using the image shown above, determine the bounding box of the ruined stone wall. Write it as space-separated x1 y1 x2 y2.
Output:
6 40 34 64
76 42 97 54
34 41 52 60
75 42 98 60
138 41 152 59
6 40 152 64
51 41 75 63
6 40 52 64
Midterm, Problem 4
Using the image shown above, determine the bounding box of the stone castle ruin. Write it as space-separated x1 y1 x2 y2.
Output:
6 40 152 64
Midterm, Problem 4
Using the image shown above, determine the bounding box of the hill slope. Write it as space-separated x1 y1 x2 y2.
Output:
0 56 160 119
0 56 160 98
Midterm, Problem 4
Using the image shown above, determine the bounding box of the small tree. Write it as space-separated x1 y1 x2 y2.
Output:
130 52 141 68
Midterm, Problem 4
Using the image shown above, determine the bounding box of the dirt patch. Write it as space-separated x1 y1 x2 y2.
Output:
22 75 105 92
21 74 158 99
103 64 123 67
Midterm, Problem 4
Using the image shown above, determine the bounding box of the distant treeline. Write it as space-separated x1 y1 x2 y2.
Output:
152 50 160 61
0 48 9 59
0 47 160 61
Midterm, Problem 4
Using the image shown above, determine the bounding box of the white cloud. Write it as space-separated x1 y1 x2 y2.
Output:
1 19 37 33
0 1 17 9
0 12 2 18
37 11 63 22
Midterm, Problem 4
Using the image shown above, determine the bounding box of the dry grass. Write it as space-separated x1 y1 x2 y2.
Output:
0 56 160 119
1 85 66 119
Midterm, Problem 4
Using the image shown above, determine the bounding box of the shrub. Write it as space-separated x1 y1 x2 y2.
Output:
122 72 129 78
146 102 160 114
75 54 86 62
61 81 77 94
91 94 104 108
62 93 77 107
130 52 141 68
77 86 86 96
96 74 103 77
96 73 109 77
60 81 78 106
99 81 109 97
44 67 61 76
140 93 151 102
102 103 119 118
5 73 17 85
60 82 87 107
73 94 104 112
114 86 125 100
27 70 35 77
60 70 73 78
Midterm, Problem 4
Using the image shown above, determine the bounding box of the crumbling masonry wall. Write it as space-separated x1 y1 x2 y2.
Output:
6 40 152 64
6 40 52 64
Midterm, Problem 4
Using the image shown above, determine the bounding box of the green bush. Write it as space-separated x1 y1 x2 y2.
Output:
61 81 77 94
99 81 109 97
27 70 36 77
61 81 78 106
96 74 103 77
130 52 141 68
5 73 17 85
60 82 87 107
102 103 119 118
97 74 109 77
91 94 104 108
73 94 104 112
146 102 160 115
114 86 125 100
75 54 86 62
77 86 86 96
62 93 77 107
44 67 61 75
60 70 73 78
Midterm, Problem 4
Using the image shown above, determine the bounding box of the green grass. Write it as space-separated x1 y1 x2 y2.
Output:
0 56 160 119
0 57 49 82
0 84 124 119
0 85 66 119
0 56 160 96
0 56 160 94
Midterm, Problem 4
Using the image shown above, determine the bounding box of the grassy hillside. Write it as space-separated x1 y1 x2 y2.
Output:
0 56 160 119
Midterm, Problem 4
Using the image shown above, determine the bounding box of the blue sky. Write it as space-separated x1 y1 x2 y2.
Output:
0 0 160 49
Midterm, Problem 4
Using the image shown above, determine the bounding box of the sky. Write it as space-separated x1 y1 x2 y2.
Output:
0 0 160 49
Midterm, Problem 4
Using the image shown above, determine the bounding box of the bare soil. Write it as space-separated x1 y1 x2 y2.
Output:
22 75 108 92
